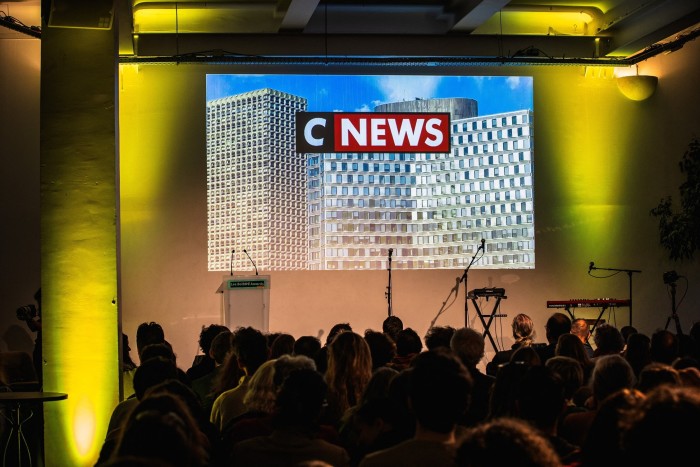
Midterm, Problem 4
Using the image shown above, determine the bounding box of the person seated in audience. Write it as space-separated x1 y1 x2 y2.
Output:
323 331 373 427
487 361 530 420
559 354 636 447
591 323 625 359
635 361 681 393
139 341 191 387
316 322 353 374
269 333 296 359
135 321 165 361
186 324 229 381
485 313 536 377
231 368 351 467
99 356 180 464
382 316 403 343
576 387 646 467
363 330 397 370
108 392 209 467
450 327 495 426
387 328 423 372
623 332 651 379
649 329 680 365
293 335 322 362
210 326 269 431
620 325 638 347
515 365 581 465
536 312 572 364
545 356 587 427
358 348 473 467
570 318 595 358
424 325 456 351
555 333 594 383
621 385 700 465
191 329 232 414
222 355 321 451
455 417 563 467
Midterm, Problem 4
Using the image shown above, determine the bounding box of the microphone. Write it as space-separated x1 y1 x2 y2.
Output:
388 248 393 258
589 261 595 272
230 249 235 276
479 238 485 251
243 249 258 275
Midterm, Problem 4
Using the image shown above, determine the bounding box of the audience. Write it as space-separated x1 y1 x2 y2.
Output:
100 319 694 467
316 322 353 374
382 315 403 343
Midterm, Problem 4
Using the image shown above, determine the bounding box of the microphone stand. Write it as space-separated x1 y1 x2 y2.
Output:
589 264 641 326
386 249 393 317
460 243 483 327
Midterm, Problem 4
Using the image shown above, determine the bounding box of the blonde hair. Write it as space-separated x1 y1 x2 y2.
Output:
243 358 277 414
512 313 535 345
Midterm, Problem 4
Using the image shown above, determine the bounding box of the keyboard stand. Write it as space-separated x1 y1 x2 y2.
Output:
469 294 506 353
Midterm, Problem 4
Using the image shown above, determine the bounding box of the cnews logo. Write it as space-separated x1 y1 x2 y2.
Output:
296 112 451 153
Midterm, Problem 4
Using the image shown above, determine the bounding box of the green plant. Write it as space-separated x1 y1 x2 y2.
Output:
650 137 700 261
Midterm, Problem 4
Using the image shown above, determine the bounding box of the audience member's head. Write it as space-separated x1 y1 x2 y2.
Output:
209 330 233 365
545 356 584 402
456 417 562 467
113 392 208 467
620 325 638 344
242 358 278 414
511 313 535 345
197 324 229 357
488 361 530 419
570 318 591 344
395 328 423 357
408 348 473 434
450 327 486 369
139 342 177 365
424 325 456 351
623 332 651 378
136 322 165 359
293 335 322 361
326 323 352 346
132 356 179 400
272 354 317 388
274 368 327 431
589 354 636 406
593 324 625 357
650 329 679 365
361 366 399 403
269 333 295 359
231 326 269 376
545 312 572 346
382 316 403 343
363 329 397 369
635 361 681 393
516 365 566 433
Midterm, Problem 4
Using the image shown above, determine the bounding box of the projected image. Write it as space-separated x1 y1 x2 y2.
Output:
206 74 534 271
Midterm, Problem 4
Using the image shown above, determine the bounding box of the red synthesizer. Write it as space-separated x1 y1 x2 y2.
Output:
546 299 631 308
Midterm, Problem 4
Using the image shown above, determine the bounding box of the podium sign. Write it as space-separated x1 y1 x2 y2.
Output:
217 275 270 332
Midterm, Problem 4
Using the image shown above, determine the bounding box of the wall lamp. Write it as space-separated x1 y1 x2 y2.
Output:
616 66 658 101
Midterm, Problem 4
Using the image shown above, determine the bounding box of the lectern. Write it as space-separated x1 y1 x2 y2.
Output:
216 275 270 332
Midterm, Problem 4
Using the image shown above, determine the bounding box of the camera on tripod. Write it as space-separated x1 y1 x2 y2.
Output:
663 271 679 285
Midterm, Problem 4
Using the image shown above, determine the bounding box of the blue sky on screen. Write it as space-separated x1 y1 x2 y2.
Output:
206 74 532 116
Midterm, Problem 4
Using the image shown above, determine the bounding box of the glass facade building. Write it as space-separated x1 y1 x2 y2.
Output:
208 91 534 271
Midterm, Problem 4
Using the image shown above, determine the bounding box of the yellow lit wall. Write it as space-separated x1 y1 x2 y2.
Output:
41 26 119 465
